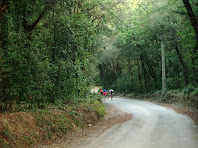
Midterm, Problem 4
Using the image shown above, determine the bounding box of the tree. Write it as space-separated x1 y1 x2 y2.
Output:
0 0 110 111
182 0 198 84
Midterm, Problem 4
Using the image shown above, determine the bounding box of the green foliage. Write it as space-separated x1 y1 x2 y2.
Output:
92 100 105 119
1 0 198 110
183 85 195 94
96 0 198 99
0 0 105 111
190 88 198 99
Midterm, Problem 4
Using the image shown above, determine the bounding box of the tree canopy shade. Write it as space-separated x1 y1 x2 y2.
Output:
97 0 198 93
0 0 198 111
0 0 107 111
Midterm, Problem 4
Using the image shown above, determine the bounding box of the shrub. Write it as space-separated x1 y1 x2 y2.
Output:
183 85 195 94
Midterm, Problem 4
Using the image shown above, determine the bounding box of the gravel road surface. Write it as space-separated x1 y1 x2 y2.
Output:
71 97 198 148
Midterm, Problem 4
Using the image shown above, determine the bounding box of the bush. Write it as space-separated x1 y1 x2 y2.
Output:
190 88 198 98
92 100 105 119
183 85 195 94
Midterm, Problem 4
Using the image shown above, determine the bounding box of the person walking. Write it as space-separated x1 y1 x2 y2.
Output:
103 88 107 93
103 88 107 100
100 89 103 95
109 89 114 100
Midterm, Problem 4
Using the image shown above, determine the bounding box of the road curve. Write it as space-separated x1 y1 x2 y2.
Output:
72 97 198 148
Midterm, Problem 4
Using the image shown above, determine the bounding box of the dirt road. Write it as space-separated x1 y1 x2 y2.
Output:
69 97 198 148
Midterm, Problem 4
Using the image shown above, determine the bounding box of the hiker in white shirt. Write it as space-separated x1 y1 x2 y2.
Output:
109 89 114 100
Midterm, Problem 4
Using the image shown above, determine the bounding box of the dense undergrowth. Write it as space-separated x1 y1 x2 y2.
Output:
0 94 105 148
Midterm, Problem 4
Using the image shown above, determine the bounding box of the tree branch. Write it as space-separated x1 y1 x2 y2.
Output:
23 0 57 32
192 1 198 6
172 11 188 15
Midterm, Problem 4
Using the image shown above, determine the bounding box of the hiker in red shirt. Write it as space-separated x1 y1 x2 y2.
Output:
103 88 107 100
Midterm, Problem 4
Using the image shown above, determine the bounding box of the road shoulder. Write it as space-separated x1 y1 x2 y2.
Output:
40 103 133 148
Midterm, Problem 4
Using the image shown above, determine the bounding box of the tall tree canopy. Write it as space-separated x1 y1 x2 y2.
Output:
0 0 197 111
97 0 198 93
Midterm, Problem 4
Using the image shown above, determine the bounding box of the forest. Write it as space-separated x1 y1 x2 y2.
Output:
0 0 198 111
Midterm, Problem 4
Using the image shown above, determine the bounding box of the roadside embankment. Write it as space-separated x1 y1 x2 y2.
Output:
0 99 105 148
41 103 132 148
120 90 198 126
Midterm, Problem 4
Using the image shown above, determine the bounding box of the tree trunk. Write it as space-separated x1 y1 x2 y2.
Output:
0 0 7 48
0 4 9 101
128 59 133 81
171 19 189 87
22 0 57 40
161 40 166 93
140 55 149 92
52 10 56 63
182 0 198 84
137 60 142 85
182 0 198 48
175 45 188 86
144 56 158 89
0 0 6 25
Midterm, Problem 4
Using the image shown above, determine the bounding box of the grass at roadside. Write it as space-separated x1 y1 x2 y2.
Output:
0 95 105 148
